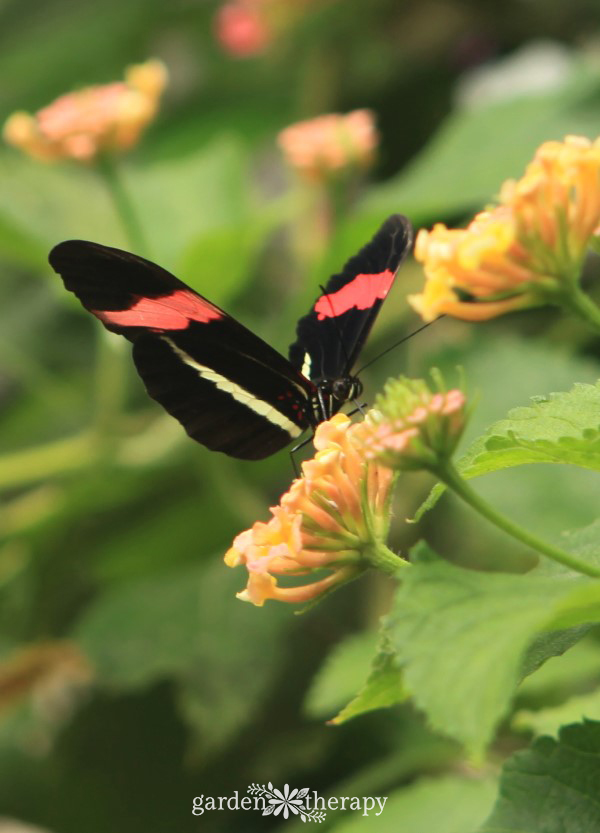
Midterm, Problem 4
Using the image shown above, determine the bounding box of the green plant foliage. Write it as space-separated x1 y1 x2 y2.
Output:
330 774 498 833
383 543 600 756
416 379 600 522
515 687 600 738
480 721 600 833
330 650 407 725
3 1 600 830
366 64 600 223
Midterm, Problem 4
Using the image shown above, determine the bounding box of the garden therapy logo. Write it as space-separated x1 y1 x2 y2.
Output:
192 782 388 820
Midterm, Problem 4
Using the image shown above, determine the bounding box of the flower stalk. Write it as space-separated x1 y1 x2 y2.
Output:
436 460 600 579
96 154 150 256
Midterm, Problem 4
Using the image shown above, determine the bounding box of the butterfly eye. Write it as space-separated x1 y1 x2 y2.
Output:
332 378 351 401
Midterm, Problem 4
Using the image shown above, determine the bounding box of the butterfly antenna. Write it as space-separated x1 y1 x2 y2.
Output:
355 316 443 375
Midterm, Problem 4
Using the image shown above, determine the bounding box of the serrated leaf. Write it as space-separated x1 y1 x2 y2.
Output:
518 632 600 700
480 721 600 832
385 543 600 756
415 381 600 521
331 651 407 725
460 382 600 474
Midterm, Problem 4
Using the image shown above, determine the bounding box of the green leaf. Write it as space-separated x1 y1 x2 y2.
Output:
0 209 48 271
458 381 600 475
176 223 263 307
363 64 600 224
330 650 407 725
515 687 600 738
304 629 380 719
385 544 600 756
480 721 600 833
416 380 600 522
131 137 254 269
330 775 497 833
518 632 600 702
73 561 288 750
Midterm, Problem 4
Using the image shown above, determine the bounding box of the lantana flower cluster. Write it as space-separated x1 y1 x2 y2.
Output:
3 59 167 163
360 377 468 471
225 413 395 606
226 375 469 606
278 110 378 183
410 135 600 321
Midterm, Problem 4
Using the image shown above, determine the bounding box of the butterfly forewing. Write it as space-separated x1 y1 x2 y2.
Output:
288 214 413 382
49 241 315 459
50 215 414 460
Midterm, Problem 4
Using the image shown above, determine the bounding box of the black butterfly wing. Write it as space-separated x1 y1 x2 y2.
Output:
288 215 413 381
49 240 315 460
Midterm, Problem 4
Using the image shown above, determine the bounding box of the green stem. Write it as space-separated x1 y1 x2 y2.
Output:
365 540 409 576
562 283 600 334
96 154 150 256
438 460 600 578
92 154 150 441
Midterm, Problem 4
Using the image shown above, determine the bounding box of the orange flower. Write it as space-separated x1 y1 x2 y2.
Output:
225 413 397 606
360 376 468 471
410 135 600 322
277 110 378 182
3 59 167 163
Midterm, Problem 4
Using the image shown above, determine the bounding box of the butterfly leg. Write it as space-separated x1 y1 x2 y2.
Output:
289 434 315 478
347 399 369 418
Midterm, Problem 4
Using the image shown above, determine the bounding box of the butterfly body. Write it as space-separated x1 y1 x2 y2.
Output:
49 214 412 459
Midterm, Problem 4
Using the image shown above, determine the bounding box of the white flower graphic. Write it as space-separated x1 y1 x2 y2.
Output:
247 782 326 822
267 783 306 818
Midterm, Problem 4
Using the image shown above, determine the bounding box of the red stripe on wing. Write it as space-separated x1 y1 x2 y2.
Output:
93 289 223 331
314 269 395 321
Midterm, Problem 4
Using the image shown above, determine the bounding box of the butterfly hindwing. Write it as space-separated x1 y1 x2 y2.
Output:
49 241 315 459
288 214 413 382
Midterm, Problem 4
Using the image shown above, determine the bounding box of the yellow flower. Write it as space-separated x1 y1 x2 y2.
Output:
3 59 167 163
409 135 600 322
360 376 468 471
277 110 378 183
225 413 395 606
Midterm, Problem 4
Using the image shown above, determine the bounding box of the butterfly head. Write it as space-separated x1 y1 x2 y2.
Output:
311 375 363 422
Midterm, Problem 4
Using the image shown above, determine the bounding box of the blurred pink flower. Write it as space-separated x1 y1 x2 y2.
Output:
3 59 167 163
278 110 378 182
214 1 272 57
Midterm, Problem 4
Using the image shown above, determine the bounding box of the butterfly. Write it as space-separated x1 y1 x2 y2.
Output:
49 214 413 460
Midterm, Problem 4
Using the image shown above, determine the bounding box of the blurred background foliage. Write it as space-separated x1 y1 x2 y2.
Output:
1 0 600 831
